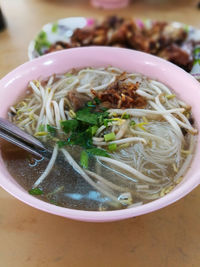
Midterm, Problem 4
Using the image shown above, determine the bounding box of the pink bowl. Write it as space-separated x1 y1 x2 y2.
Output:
0 47 200 222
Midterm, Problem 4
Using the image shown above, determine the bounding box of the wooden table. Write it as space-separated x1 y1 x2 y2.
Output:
0 0 200 266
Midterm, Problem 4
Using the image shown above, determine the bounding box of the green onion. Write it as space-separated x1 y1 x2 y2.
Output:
86 148 110 157
108 143 117 152
90 125 98 136
80 150 89 169
121 113 130 119
29 188 43 195
104 132 116 142
87 101 96 107
38 124 45 131
65 73 73 77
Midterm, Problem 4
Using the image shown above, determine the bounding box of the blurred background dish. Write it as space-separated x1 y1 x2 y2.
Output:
90 0 130 9
28 16 200 80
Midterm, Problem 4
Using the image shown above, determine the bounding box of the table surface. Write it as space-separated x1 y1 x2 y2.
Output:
1 0 200 266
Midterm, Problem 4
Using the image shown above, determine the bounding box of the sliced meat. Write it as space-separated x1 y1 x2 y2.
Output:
71 28 94 46
44 16 195 73
45 41 72 53
158 44 193 71
67 91 91 111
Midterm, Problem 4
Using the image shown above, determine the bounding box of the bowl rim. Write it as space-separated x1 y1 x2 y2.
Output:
1 46 200 222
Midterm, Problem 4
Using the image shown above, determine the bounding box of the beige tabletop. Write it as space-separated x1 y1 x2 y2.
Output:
1 0 200 266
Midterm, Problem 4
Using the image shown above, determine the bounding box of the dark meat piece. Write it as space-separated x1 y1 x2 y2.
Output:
71 28 94 46
92 26 108 45
71 26 108 46
44 16 194 73
158 44 193 71
67 91 91 111
91 75 147 109
102 15 125 29
45 41 72 53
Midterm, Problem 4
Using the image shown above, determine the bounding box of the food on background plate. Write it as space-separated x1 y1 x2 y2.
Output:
32 16 200 74
3 67 197 211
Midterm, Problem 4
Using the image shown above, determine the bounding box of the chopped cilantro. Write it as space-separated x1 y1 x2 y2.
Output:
57 103 110 165
86 148 110 157
61 120 78 133
29 188 43 195
104 119 114 126
98 111 109 125
57 140 68 148
35 30 51 55
68 130 93 149
94 97 101 105
47 124 56 135
76 107 99 125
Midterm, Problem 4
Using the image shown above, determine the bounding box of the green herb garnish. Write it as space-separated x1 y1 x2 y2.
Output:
76 107 99 125
61 120 78 134
57 140 68 148
94 97 101 105
52 22 58 33
86 148 110 157
29 188 43 195
56 100 110 164
47 124 56 135
80 150 89 168
68 130 93 149
35 30 51 55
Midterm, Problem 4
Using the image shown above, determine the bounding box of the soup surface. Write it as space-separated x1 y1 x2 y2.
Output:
2 67 197 211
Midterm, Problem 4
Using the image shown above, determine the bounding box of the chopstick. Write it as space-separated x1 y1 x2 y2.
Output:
0 118 45 158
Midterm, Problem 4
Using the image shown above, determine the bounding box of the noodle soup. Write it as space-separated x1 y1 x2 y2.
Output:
2 67 197 211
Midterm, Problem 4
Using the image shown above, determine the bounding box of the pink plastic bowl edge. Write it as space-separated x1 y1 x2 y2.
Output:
0 47 200 222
